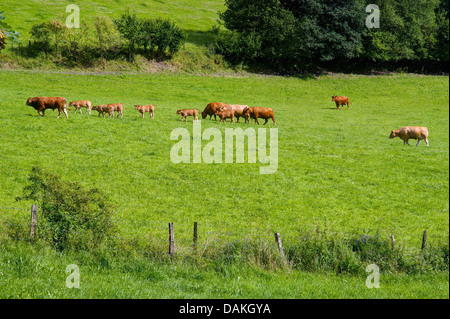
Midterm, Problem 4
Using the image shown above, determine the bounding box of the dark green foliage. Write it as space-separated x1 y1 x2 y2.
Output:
0 11 20 50
16 167 117 252
217 0 365 71
114 10 142 61
362 0 441 62
139 18 187 56
216 0 449 72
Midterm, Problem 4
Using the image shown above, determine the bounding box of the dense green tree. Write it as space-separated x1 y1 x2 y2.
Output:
114 11 142 61
362 0 441 61
217 0 366 71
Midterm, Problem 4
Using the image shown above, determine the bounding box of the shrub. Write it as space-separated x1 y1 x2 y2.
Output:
114 10 142 61
139 18 186 57
16 167 117 252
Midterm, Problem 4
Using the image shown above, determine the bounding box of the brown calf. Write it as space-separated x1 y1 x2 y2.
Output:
215 106 235 123
332 96 351 110
135 104 157 119
26 97 69 119
92 104 115 118
390 126 429 146
107 103 123 118
242 106 276 126
70 100 92 115
177 109 198 122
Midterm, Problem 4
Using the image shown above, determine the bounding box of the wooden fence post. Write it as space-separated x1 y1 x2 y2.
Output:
30 204 37 239
391 235 396 249
274 232 288 266
169 222 175 257
193 222 198 249
422 230 427 251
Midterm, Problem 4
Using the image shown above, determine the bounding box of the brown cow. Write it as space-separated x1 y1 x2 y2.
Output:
92 104 115 118
228 104 250 123
177 109 198 122
332 96 351 110
390 126 429 146
135 104 157 119
242 106 276 126
70 100 92 115
107 103 123 118
26 97 69 119
202 102 228 120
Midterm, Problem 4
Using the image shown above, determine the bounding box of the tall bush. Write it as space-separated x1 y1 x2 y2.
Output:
16 167 117 252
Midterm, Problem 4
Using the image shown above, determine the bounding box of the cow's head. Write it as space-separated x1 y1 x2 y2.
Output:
202 111 208 119
331 96 336 101
25 97 34 106
389 131 396 139
176 110 182 115
134 105 141 109
242 106 251 116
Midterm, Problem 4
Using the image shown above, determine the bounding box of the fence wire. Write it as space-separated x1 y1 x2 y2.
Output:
0 206 448 256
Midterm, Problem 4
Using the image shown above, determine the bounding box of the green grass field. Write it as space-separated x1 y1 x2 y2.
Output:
0 69 448 299
1 0 448 301
0 70 448 243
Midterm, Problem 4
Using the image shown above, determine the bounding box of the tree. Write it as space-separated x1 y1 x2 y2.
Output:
30 22 52 55
280 0 366 63
114 10 142 61
139 18 186 56
217 0 366 71
433 0 449 61
48 20 67 57
93 15 122 66
218 0 300 69
0 11 21 51
362 0 441 62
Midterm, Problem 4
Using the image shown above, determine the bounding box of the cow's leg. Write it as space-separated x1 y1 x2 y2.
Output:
63 108 68 119
416 139 422 147
263 118 269 125
425 137 429 147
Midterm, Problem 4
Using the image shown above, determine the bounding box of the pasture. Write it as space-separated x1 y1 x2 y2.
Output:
0 69 448 298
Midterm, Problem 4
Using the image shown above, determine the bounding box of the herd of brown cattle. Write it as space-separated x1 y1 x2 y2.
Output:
25 95 429 146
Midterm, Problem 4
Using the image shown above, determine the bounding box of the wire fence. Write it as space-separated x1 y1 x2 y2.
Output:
1 205 448 257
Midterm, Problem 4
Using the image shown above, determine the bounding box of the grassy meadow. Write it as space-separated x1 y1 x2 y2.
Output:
0 69 448 298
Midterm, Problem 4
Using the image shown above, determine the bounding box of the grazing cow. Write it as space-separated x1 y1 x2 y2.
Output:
242 106 276 126
332 96 351 110
214 105 235 123
92 104 115 118
228 104 250 123
108 103 123 118
390 126 429 146
135 104 157 119
177 109 198 122
26 96 69 119
202 102 228 120
70 100 92 115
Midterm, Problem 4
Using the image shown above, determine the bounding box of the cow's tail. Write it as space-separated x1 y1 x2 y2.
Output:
64 98 72 111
